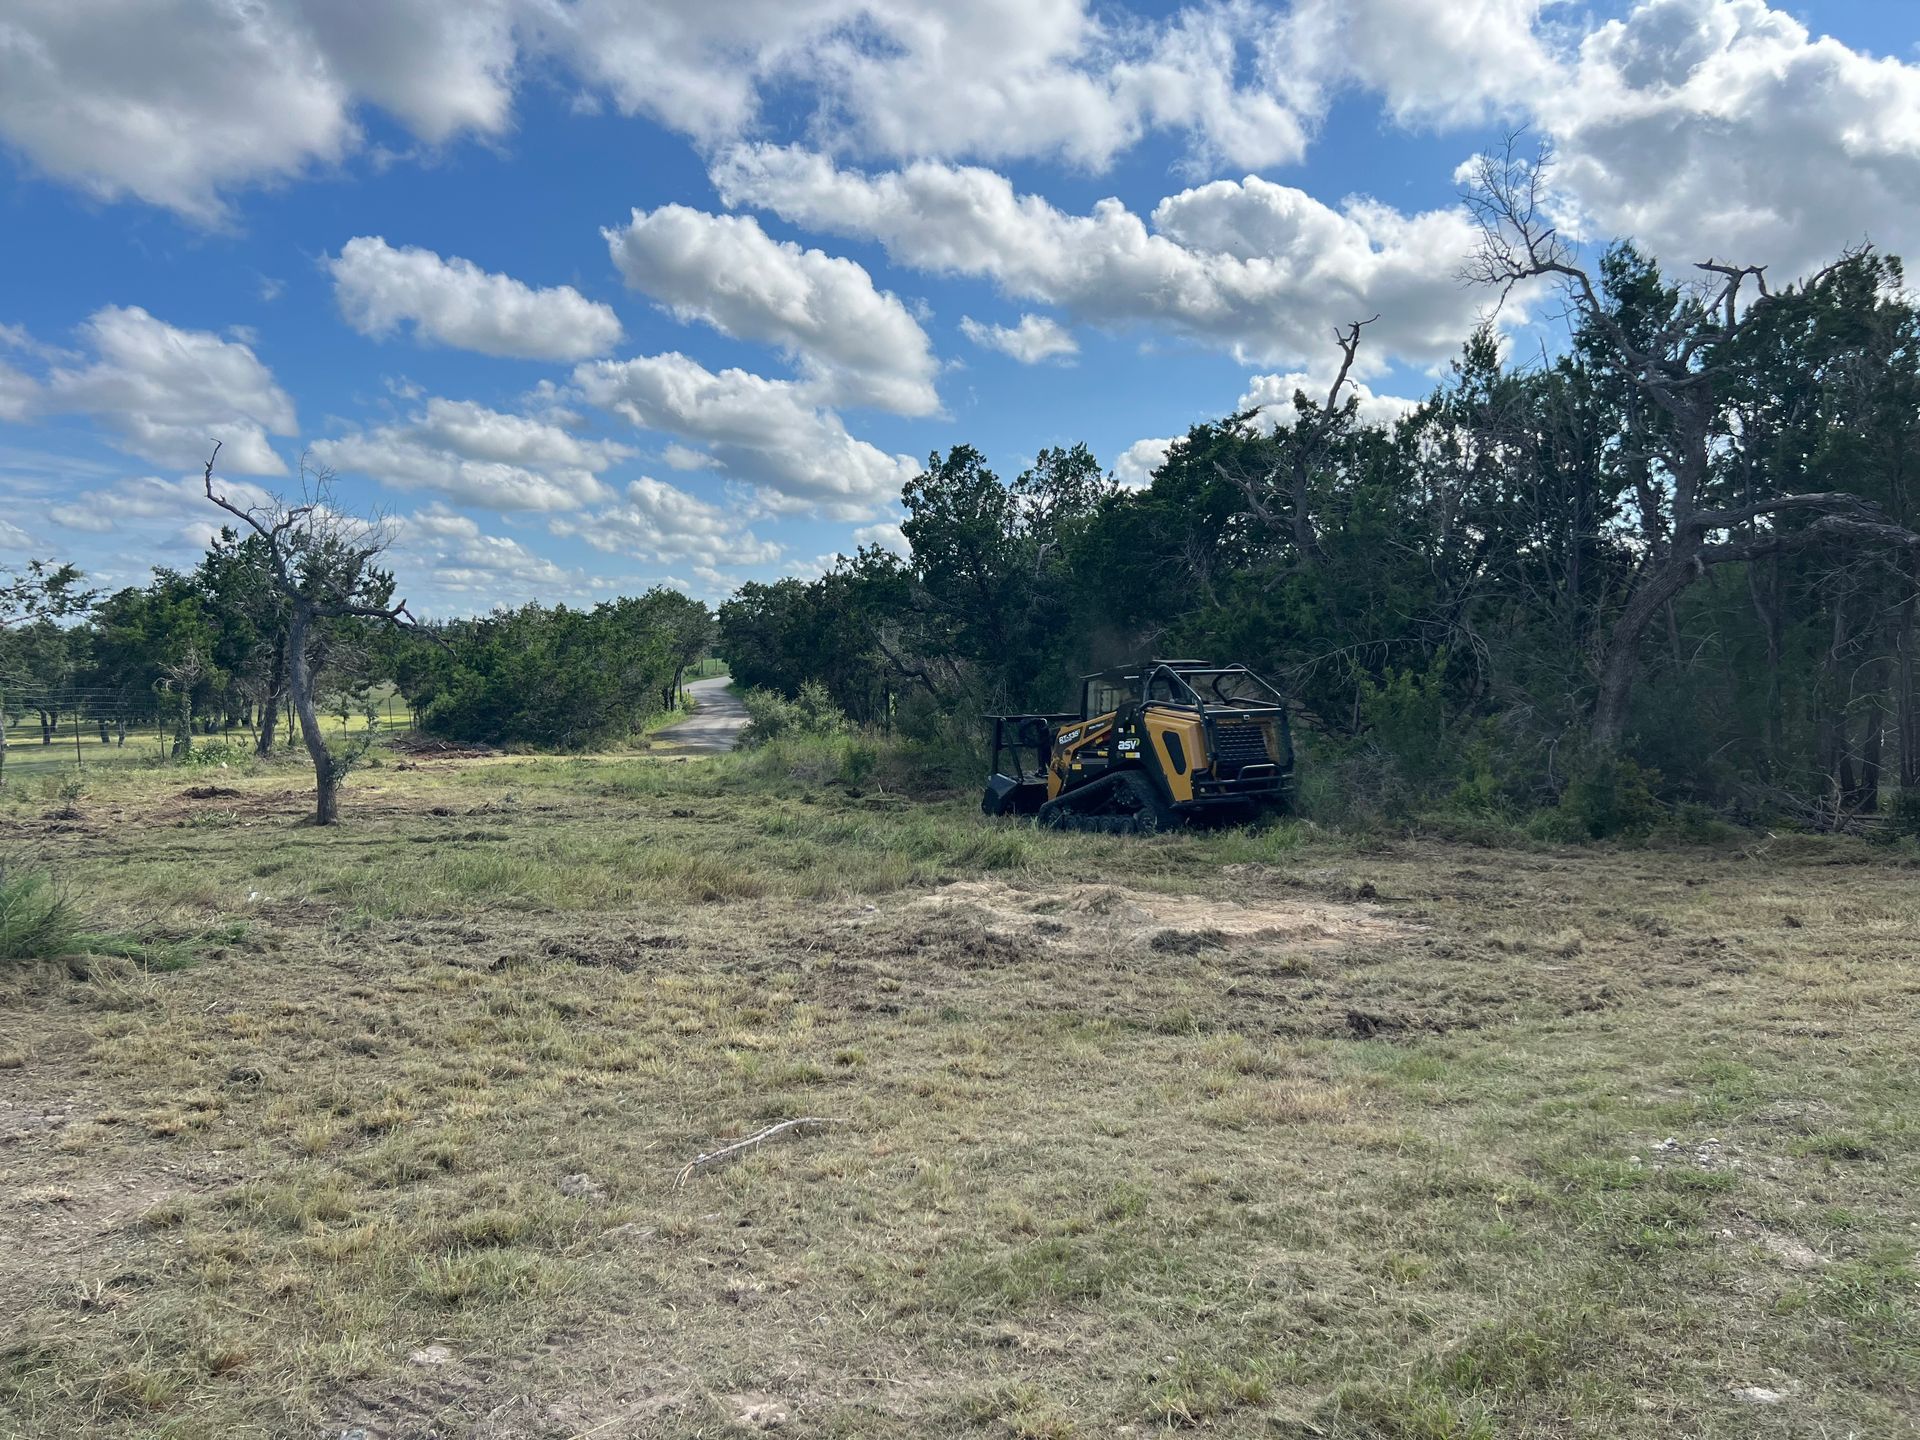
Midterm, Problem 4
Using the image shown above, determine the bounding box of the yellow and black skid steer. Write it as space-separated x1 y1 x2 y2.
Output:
982 660 1292 833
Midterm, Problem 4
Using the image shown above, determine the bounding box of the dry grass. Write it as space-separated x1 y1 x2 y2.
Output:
0 751 1915 1437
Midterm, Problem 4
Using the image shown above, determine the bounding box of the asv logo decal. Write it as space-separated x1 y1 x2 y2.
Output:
1116 737 1141 754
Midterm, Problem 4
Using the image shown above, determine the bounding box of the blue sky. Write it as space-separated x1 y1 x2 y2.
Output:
2 0 1917 613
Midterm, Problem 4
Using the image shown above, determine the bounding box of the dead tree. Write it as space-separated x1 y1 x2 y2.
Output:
1216 315 1379 565
1461 137 1920 754
203 444 418 825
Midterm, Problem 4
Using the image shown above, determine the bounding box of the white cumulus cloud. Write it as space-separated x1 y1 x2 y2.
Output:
45 472 277 537
312 397 628 511
960 313 1078 364
550 475 782 568
300 0 518 143
392 503 600 610
1287 0 1553 127
532 0 1320 171
0 0 358 225
0 360 38 424
571 351 918 518
329 236 624 361
604 205 938 414
17 306 298 475
851 520 909 554
1113 437 1173 489
1540 0 1920 280
713 146 1490 374
0 1 1323 224
1236 370 1419 429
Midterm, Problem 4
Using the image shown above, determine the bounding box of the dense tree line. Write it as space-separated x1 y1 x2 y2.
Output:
379 590 713 749
722 241 1920 830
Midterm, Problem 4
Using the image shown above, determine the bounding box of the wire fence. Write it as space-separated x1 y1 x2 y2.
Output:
0 686 409 781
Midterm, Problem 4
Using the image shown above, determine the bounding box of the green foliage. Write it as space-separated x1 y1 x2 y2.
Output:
176 739 254 770
1551 758 1663 840
392 591 710 749
1352 655 1465 811
740 683 851 746
1885 790 1920 840
0 859 79 963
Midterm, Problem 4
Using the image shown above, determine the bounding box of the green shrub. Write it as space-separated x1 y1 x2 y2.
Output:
0 860 79 963
1356 655 1458 797
1551 756 1663 840
1663 802 1738 843
740 682 851 746
1886 790 1920 840
177 738 253 770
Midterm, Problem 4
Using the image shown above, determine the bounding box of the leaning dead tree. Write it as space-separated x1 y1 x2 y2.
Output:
204 443 418 825
1462 136 1920 754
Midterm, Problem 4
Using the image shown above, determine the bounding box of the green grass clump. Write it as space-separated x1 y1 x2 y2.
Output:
0 860 79 962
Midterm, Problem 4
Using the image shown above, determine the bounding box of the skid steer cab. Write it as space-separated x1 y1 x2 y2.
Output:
982 660 1293 833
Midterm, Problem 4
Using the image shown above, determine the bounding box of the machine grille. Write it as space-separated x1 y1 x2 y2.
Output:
1212 721 1271 770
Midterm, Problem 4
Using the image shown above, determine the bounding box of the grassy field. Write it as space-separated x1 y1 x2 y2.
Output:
0 739 1915 1438
0 686 411 783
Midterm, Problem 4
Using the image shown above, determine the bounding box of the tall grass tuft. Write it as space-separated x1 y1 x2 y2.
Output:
0 858 80 963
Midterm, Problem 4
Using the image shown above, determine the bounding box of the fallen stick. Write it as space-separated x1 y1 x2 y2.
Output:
673 1116 845 1189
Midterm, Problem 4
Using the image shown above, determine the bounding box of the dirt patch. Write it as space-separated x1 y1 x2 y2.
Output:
911 880 1408 955
178 784 244 800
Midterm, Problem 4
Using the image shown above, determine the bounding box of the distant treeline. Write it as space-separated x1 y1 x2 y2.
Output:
721 246 1920 832
0 535 714 762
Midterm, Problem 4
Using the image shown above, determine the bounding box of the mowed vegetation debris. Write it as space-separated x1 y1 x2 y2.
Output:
1 738 1915 1438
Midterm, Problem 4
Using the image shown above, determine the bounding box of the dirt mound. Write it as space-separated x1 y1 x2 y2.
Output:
179 784 243 800
912 880 1405 953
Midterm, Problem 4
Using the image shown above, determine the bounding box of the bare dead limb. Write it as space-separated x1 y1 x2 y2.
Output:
1215 315 1379 565
672 1116 846 1189
1324 315 1380 413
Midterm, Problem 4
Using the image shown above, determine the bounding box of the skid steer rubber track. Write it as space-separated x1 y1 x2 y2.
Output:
1036 770 1175 834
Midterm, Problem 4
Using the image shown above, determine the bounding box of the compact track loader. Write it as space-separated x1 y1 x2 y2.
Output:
982 660 1292 832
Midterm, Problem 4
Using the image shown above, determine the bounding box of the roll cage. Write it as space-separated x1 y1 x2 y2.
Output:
1083 661 1286 718
985 660 1288 784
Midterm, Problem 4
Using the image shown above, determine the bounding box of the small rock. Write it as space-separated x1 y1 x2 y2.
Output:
559 1172 606 1201
340 1430 373 1440
1653 1137 1678 1153
729 1393 789 1429
408 1343 453 1367
1732 1386 1786 1405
